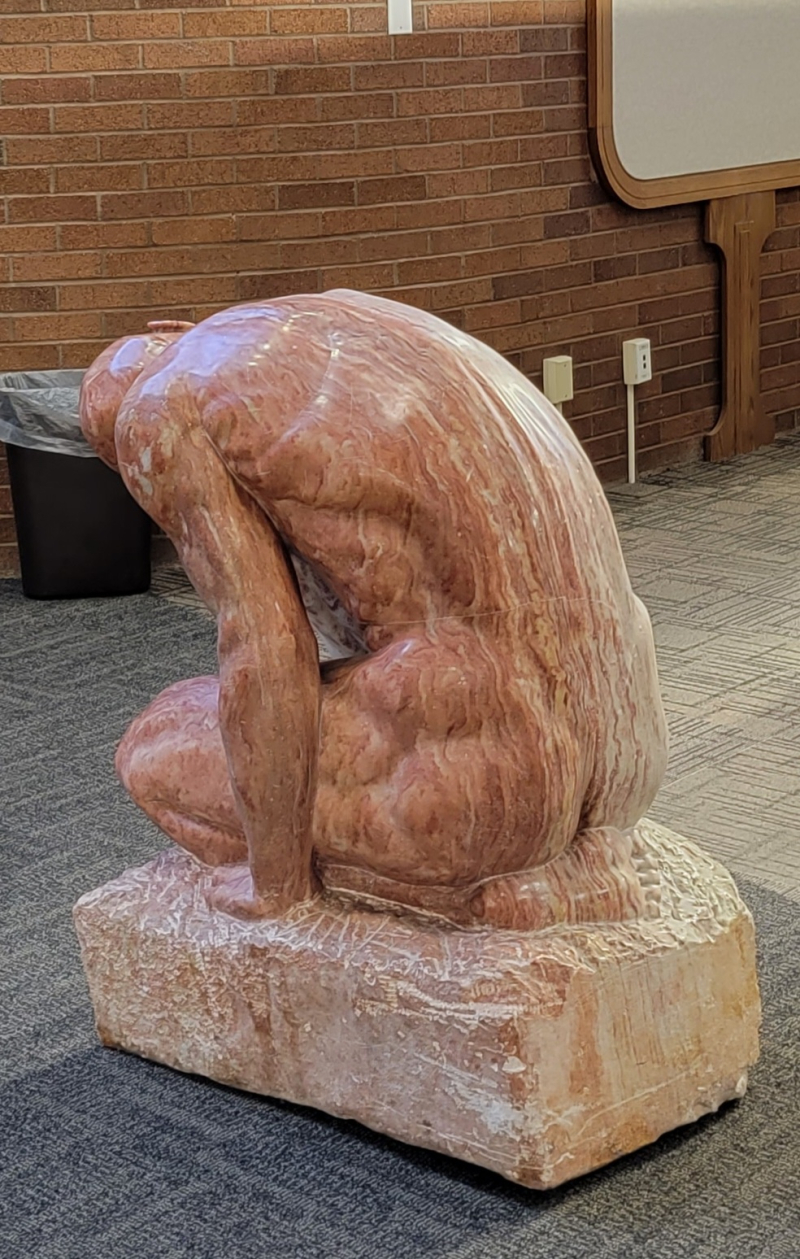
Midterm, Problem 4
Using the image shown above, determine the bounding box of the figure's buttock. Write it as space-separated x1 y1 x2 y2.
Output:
314 618 586 888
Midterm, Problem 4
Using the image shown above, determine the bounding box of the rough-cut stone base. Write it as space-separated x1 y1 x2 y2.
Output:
73 821 760 1189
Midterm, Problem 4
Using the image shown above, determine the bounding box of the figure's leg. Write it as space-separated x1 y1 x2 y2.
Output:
117 675 247 866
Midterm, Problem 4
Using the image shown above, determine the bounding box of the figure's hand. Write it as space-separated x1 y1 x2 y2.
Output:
206 863 318 921
206 864 267 919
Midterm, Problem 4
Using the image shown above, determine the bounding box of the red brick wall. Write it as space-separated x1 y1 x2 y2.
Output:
2 0 799 574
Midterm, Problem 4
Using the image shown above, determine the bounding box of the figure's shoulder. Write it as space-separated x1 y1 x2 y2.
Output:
160 292 588 484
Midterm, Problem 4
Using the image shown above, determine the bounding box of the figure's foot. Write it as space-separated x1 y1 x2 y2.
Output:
468 826 658 931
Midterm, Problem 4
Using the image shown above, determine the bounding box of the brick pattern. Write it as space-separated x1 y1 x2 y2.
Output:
1 0 800 575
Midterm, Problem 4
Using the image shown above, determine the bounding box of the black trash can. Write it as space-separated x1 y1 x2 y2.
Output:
0 370 151 599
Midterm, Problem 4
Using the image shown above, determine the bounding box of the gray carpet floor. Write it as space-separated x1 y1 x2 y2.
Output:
2 452 800 1255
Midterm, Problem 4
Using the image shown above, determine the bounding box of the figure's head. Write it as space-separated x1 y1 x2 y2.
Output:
79 320 195 469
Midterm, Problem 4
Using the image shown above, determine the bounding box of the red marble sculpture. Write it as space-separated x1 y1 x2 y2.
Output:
79 291 669 928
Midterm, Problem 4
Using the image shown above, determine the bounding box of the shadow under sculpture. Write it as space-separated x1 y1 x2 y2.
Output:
73 292 760 1189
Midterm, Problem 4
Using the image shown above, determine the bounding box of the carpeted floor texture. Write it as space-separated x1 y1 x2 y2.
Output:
2 506 799 1255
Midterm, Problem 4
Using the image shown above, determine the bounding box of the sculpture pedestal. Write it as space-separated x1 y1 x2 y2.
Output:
73 821 760 1190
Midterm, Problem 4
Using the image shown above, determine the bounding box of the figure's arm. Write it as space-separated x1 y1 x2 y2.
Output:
214 522 320 915
116 377 321 917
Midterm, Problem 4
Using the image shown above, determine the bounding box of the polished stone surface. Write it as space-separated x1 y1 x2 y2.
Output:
79 292 668 927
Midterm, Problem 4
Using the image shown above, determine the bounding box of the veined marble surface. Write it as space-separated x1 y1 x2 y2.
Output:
79 292 668 927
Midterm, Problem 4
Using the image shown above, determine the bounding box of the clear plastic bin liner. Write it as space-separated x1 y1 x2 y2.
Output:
0 370 91 457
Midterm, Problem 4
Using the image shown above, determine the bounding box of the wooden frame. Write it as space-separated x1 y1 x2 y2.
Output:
588 0 800 210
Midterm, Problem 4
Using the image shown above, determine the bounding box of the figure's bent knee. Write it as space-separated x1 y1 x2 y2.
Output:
115 675 218 799
115 676 246 866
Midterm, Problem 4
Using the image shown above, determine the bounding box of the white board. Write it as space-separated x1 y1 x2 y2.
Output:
590 0 800 207
612 0 800 182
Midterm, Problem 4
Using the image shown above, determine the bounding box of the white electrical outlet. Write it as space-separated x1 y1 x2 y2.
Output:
542 355 574 407
622 338 652 386
387 0 413 34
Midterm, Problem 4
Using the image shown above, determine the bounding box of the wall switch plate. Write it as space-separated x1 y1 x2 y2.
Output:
387 0 413 34
622 338 652 386
542 355 574 406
